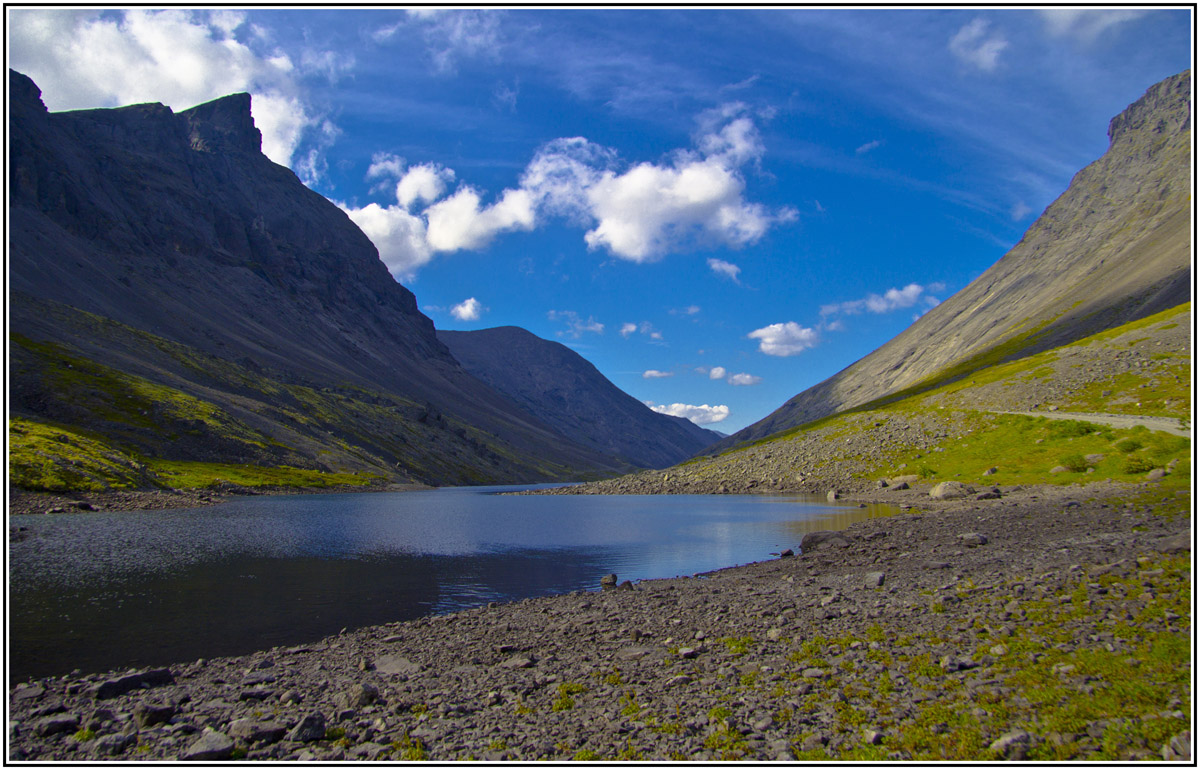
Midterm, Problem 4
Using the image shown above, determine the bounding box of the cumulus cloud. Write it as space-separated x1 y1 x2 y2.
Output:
748 322 820 357
819 282 946 317
620 321 663 341
7 9 327 169
450 297 485 321
949 18 1008 72
397 163 456 210
548 310 604 339
643 369 674 379
343 103 791 280
727 373 762 386
645 402 730 425
708 258 742 283
709 366 727 380
1039 9 1148 41
340 203 432 281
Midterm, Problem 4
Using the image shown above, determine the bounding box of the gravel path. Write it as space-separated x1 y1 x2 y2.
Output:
997 411 1190 438
8 481 1191 762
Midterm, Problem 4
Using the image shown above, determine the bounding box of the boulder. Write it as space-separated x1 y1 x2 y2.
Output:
133 701 175 728
229 718 287 745
91 668 174 700
800 530 850 553
375 655 421 676
930 481 973 500
286 713 326 743
958 533 989 547
181 728 234 761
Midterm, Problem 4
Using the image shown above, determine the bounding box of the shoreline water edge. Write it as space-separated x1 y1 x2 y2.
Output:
7 479 1191 761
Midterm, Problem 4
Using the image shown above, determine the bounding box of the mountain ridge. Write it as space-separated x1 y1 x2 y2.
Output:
438 326 718 469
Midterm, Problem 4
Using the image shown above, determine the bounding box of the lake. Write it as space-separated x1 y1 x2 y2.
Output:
8 485 892 684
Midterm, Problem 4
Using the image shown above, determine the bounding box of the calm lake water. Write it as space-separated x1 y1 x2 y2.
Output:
8 485 892 684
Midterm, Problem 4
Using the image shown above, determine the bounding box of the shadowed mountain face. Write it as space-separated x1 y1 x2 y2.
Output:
8 70 628 485
714 70 1193 451
439 327 719 469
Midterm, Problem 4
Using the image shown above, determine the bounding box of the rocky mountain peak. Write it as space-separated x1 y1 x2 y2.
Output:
9 69 46 114
1107 69 1191 145
179 92 262 155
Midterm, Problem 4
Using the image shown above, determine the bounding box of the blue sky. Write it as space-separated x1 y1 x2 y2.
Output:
8 7 1192 433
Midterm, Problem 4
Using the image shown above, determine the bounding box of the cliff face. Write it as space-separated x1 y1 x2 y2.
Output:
716 70 1192 450
9 70 626 485
439 327 719 469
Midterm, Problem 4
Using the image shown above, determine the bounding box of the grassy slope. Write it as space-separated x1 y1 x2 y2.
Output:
737 303 1191 491
8 307 596 493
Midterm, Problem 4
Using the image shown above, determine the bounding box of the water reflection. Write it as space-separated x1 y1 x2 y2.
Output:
9 487 890 683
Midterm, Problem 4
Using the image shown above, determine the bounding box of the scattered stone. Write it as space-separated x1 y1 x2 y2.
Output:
976 488 1002 500
958 533 989 547
779 548 794 558
1147 468 1166 481
923 560 951 570
499 655 535 669
982 467 998 476
93 732 137 757
826 489 840 502
1161 731 1191 761
338 682 379 709
891 481 910 491
1050 466 1069 475
863 572 885 588
600 574 618 589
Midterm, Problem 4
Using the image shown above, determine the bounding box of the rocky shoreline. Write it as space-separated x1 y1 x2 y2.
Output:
7 482 434 518
8 481 1191 762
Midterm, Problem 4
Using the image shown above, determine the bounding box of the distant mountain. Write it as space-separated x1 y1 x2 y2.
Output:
8 70 627 487
712 70 1192 451
438 326 719 469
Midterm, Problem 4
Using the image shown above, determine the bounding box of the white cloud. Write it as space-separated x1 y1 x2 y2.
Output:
619 321 663 341
450 297 484 321
344 103 790 279
619 323 639 338
397 163 456 210
1010 201 1033 221
949 18 1008 72
709 366 727 380
708 258 742 283
405 9 502 74
339 202 432 282
547 310 604 339
1039 9 1148 42
727 373 762 386
820 282 946 317
855 140 882 155
643 369 674 379
7 9 325 168
748 322 820 357
646 402 730 425
524 104 792 262
424 186 536 252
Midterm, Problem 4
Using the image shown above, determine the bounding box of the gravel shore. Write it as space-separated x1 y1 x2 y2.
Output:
8 481 1191 762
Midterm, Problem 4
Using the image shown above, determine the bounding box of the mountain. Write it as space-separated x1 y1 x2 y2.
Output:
438 326 719 468
713 69 1192 451
8 70 630 488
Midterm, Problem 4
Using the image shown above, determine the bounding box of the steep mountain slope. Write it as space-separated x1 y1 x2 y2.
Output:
8 70 626 487
715 69 1191 450
438 326 719 468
